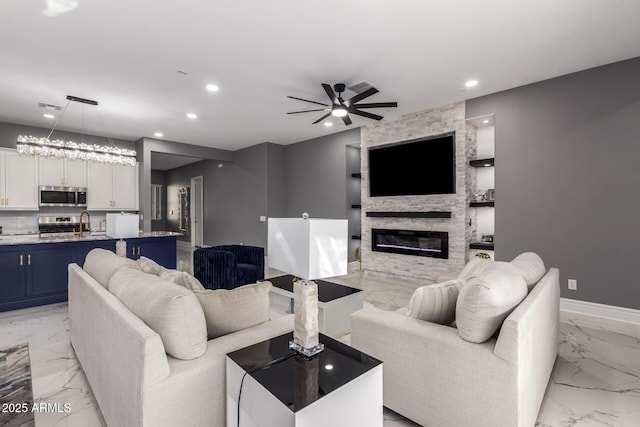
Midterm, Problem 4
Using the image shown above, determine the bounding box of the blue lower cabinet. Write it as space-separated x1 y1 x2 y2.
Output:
125 236 177 269
26 243 82 297
0 236 177 312
0 247 26 302
0 243 77 312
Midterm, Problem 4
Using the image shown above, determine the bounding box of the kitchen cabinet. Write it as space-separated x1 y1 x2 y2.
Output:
39 157 87 187
0 149 39 210
0 242 79 312
0 236 177 312
125 236 177 269
87 162 139 210
0 247 25 301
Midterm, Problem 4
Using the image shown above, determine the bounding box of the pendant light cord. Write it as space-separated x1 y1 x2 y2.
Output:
46 99 71 141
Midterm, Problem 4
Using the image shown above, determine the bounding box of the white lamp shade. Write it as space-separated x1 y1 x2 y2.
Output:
268 218 348 280
106 213 139 238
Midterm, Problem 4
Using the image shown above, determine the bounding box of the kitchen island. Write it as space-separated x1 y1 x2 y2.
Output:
0 232 180 312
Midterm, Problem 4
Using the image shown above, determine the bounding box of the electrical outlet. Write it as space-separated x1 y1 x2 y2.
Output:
259 216 266 222
568 279 577 291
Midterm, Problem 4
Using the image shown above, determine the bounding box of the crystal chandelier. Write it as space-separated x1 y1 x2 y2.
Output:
17 95 137 166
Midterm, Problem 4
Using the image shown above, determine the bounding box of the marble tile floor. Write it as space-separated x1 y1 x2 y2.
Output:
1 270 639 426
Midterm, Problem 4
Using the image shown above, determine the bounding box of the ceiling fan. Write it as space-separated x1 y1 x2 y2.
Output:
287 83 398 125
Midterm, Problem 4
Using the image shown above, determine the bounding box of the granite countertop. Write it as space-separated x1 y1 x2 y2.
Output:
0 231 182 246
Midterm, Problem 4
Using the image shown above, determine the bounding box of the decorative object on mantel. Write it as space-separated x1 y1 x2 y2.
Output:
473 189 486 202
17 95 136 166
267 215 348 357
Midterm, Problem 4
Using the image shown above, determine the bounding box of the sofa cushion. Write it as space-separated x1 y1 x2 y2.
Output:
407 279 465 325
137 256 166 276
192 281 271 339
83 248 139 288
456 271 527 343
510 252 546 290
160 270 206 291
457 257 493 280
109 267 207 360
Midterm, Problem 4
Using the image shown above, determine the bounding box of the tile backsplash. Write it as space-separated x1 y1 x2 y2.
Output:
0 210 108 235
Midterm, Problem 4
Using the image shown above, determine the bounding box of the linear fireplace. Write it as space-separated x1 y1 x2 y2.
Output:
371 229 448 259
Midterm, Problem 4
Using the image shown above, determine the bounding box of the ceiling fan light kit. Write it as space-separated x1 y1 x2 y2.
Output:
287 82 397 126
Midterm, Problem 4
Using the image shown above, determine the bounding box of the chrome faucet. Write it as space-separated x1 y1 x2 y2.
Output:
76 210 91 238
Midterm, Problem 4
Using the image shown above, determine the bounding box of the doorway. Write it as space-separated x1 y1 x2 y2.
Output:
190 176 204 248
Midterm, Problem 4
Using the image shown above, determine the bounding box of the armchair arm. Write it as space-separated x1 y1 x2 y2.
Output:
351 306 518 427
193 248 238 289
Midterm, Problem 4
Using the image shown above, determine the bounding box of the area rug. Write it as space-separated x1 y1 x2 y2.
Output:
0 343 35 427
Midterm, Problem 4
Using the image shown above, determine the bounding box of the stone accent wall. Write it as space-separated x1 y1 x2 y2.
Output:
360 102 476 282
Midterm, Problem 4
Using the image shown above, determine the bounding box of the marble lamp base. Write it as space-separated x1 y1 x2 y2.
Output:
291 279 324 357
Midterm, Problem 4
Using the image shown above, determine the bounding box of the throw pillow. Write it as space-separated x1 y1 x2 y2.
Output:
83 248 139 288
457 257 493 280
109 267 207 360
456 270 527 343
192 281 272 339
137 256 166 276
160 270 206 291
510 252 546 291
406 279 466 325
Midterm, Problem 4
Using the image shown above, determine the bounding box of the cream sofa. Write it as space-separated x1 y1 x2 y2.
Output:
351 256 560 427
68 249 293 427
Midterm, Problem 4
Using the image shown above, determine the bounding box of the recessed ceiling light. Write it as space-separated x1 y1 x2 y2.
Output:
324 122 333 127
483 119 489 124
465 79 479 88
206 84 219 92
325 364 334 370
187 113 197 119
43 113 55 119
154 132 164 137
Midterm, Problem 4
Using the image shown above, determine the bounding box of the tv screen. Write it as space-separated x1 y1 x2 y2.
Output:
368 133 455 197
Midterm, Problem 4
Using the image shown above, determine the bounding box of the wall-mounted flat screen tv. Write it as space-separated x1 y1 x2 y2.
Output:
368 132 455 197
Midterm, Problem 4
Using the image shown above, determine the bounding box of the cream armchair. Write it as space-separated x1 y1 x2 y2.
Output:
350 267 559 427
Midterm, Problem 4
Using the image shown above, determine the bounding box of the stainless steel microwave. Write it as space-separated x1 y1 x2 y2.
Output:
39 186 87 207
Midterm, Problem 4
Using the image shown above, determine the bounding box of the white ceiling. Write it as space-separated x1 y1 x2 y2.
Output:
1 1 639 151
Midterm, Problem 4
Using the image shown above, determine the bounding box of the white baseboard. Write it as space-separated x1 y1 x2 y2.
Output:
560 297 640 325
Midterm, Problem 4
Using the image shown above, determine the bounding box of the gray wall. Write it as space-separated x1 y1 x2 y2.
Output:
137 137 233 232
164 144 268 248
284 128 361 218
466 57 640 309
150 169 167 231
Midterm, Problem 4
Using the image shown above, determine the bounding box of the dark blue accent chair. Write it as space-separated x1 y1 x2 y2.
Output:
193 245 265 290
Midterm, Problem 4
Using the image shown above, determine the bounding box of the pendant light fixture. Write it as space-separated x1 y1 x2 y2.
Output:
17 95 137 166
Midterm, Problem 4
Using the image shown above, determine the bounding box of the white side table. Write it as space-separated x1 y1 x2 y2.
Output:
226 332 383 427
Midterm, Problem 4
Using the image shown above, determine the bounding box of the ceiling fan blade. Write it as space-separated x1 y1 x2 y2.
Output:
287 108 329 114
347 87 379 105
342 115 352 126
350 109 384 121
287 96 329 107
312 112 332 124
321 83 338 105
352 102 398 109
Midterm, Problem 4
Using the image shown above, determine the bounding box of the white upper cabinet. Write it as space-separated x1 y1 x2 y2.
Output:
0 149 38 210
87 162 138 210
39 157 87 187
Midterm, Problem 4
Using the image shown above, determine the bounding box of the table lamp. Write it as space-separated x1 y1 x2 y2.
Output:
268 215 348 357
